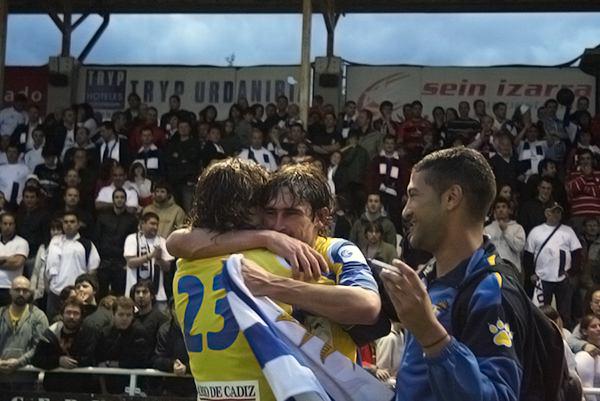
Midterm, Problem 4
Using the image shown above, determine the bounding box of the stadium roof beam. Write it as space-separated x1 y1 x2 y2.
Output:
8 0 600 13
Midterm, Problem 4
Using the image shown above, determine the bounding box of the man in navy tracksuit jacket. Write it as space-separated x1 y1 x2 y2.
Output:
381 148 524 401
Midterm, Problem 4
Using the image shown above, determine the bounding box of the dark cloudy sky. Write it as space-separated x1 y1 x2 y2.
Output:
6 13 600 66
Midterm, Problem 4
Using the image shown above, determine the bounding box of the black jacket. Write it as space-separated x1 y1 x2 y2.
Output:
95 209 138 261
153 319 196 396
31 321 98 392
96 321 153 368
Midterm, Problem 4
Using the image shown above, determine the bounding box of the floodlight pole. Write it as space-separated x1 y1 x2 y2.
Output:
299 0 312 129
0 0 7 109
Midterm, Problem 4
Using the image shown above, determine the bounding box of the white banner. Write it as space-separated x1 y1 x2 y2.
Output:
78 65 302 120
346 65 595 119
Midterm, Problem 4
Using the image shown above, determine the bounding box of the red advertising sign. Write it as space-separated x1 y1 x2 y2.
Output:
3 65 48 113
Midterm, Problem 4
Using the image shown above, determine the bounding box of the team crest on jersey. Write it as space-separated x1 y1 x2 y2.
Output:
340 248 353 258
489 319 513 348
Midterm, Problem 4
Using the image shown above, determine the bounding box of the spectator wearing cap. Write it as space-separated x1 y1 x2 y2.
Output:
0 276 48 390
484 197 526 274
0 213 29 306
567 148 600 234
0 94 27 137
22 127 45 172
16 186 49 259
0 144 29 208
33 144 63 208
524 202 582 328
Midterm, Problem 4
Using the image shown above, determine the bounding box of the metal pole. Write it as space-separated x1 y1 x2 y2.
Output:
128 373 137 396
0 0 7 109
299 0 312 128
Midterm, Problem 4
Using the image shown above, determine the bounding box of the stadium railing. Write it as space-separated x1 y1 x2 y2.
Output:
18 365 190 396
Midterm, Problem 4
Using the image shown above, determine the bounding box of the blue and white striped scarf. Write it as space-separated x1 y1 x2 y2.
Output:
222 254 394 401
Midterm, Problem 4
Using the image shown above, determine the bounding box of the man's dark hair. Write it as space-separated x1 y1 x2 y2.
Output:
141 212 159 223
577 148 594 160
22 186 40 198
538 158 557 175
412 147 496 222
62 211 80 222
75 273 99 292
112 296 135 314
345 100 356 107
190 158 269 232
544 99 558 108
170 95 181 103
538 176 554 189
492 102 506 112
60 295 84 315
1 211 16 223
492 196 510 209
130 279 156 299
262 163 334 218
41 144 59 158
289 122 304 132
364 220 384 235
15 93 27 103
360 109 373 121
411 100 423 108
402 103 412 112
128 93 140 101
101 121 115 131
153 180 172 194
112 187 127 200
379 101 393 111
383 134 396 143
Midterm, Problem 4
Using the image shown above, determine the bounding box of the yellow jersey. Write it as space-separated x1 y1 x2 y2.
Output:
174 249 289 401
173 239 378 401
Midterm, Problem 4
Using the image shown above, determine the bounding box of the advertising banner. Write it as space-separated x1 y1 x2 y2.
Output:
79 65 301 120
3 66 48 113
346 65 595 119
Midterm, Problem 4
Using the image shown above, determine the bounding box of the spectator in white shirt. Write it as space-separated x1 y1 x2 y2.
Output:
238 128 278 172
123 212 173 307
45 212 100 319
525 202 583 328
0 144 29 208
0 213 29 306
23 127 45 172
484 197 526 273
0 94 27 137
516 124 548 180
95 164 139 213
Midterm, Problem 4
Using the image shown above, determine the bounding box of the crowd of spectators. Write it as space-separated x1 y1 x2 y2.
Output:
0 89 600 394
